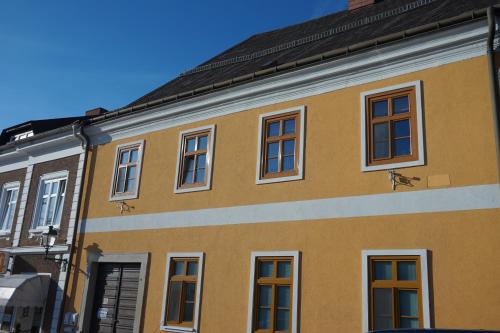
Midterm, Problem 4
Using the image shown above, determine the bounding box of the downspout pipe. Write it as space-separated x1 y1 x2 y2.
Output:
58 120 90 331
487 6 500 183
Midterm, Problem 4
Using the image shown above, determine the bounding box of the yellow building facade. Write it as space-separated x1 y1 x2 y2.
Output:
62 3 500 333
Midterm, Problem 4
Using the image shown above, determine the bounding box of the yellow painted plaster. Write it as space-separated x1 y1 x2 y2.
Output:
65 209 500 332
81 56 498 220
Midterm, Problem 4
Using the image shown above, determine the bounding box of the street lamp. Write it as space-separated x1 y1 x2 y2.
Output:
40 226 68 269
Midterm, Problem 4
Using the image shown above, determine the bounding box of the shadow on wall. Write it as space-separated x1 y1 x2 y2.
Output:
63 144 102 331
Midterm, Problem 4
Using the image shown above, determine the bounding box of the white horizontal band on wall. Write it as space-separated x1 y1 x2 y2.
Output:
80 184 500 233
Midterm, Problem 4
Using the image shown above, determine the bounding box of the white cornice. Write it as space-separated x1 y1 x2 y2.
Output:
0 132 84 173
87 20 489 144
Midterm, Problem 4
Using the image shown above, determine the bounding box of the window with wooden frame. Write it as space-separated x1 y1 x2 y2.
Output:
369 256 423 330
247 251 299 333
161 253 204 333
256 107 305 185
174 125 215 193
361 81 425 172
110 140 144 201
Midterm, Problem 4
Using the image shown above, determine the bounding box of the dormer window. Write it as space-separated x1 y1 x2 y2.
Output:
10 131 34 142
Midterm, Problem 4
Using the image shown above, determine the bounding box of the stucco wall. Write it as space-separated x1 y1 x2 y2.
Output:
81 56 498 220
64 55 500 332
66 209 500 332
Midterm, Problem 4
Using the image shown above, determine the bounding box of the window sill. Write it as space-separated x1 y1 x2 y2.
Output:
109 193 139 201
256 173 303 185
174 184 210 194
0 231 10 237
361 159 424 172
160 325 195 333
29 226 60 234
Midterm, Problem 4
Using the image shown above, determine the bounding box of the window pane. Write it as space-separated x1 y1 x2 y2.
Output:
187 261 198 276
116 167 126 193
282 156 295 172
277 286 290 308
195 169 205 183
277 261 291 278
398 262 417 281
42 182 50 195
50 181 59 195
198 135 208 150
259 261 273 278
393 119 410 138
267 142 279 158
373 123 389 159
174 261 185 275
283 140 295 155
259 285 272 307
183 302 194 322
283 119 295 135
46 197 56 224
166 281 181 322
185 282 196 302
266 158 278 173
258 308 271 329
267 121 280 137
374 261 392 280
183 171 194 184
393 96 409 114
186 138 196 152
374 288 393 330
372 100 388 117
399 290 419 317
59 180 66 195
197 154 207 169
126 166 137 191
195 154 206 183
258 285 272 329
126 178 136 193
37 198 48 227
394 138 411 156
276 309 290 331
53 192 65 226
120 150 130 164
130 149 139 162
182 157 195 184
400 318 419 328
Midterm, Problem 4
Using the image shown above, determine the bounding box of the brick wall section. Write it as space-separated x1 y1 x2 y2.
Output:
19 155 79 247
0 168 26 248
12 254 61 333
348 0 375 10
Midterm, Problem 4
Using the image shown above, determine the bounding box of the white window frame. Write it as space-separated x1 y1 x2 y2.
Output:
109 140 144 201
0 182 20 235
256 106 305 185
246 251 300 333
174 125 216 194
31 171 69 232
160 252 204 333
361 249 431 333
360 81 425 172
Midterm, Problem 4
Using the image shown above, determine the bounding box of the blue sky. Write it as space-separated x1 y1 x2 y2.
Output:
0 1 348 130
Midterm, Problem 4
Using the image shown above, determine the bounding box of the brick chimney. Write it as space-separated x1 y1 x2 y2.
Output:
85 107 108 117
349 0 376 10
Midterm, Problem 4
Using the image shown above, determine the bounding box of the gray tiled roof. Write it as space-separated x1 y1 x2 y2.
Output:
126 0 499 108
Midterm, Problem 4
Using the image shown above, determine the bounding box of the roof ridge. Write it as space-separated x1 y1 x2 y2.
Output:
180 0 439 77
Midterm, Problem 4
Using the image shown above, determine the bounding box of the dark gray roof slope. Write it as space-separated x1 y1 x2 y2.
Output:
0 117 86 146
127 0 500 109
